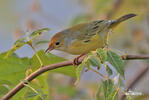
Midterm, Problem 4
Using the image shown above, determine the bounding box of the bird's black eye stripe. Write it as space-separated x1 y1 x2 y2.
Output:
55 42 60 45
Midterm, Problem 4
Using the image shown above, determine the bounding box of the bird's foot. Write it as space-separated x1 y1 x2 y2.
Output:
73 54 86 66
73 57 80 66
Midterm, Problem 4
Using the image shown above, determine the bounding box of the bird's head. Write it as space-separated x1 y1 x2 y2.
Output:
45 32 65 53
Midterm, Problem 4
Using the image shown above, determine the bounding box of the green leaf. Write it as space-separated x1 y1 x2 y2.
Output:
0 52 31 98
24 91 38 98
102 79 113 99
107 51 125 78
29 28 50 37
88 56 101 69
85 60 91 70
96 85 104 100
35 40 49 46
23 83 46 100
0 86 9 95
118 75 124 87
5 38 26 57
0 80 12 86
75 63 84 85
14 38 26 46
30 50 76 78
0 52 30 85
96 48 107 63
107 65 113 76
107 90 118 100
102 79 118 100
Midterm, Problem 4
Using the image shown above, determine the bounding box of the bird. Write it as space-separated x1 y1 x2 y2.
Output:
45 13 136 65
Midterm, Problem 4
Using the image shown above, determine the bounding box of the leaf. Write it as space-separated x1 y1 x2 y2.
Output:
0 86 9 95
5 38 26 57
75 63 84 85
23 82 47 100
96 85 104 100
36 89 47 100
29 28 50 37
102 79 113 99
30 50 76 78
102 79 118 100
85 60 91 70
107 51 125 78
107 65 113 76
0 80 12 86
0 52 31 98
24 91 38 99
96 48 107 63
107 90 118 100
0 52 30 85
88 56 101 69
35 40 49 46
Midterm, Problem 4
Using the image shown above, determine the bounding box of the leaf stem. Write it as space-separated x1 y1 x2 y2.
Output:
90 67 106 79
29 44 44 67
23 83 44 100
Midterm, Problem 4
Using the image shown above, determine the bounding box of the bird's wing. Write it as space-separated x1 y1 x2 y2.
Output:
74 20 111 41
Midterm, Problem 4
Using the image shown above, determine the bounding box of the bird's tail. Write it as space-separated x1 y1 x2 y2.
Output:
109 13 137 28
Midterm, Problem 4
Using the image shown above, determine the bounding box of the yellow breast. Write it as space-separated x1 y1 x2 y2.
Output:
66 34 105 55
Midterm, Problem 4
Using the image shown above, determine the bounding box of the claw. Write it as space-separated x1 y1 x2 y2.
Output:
73 54 86 67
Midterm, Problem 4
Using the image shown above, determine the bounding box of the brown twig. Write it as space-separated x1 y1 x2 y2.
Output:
122 54 149 60
1 54 149 100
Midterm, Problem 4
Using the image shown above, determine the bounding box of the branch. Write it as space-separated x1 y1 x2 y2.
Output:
122 54 149 60
1 54 149 100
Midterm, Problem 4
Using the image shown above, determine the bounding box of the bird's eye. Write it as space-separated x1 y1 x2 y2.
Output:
55 42 60 45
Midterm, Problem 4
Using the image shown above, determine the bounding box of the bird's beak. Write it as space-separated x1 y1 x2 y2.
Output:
45 45 54 53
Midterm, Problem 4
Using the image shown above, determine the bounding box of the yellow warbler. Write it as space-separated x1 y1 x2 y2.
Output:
45 14 136 65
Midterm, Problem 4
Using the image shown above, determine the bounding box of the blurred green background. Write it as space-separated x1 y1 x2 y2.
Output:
0 0 149 100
